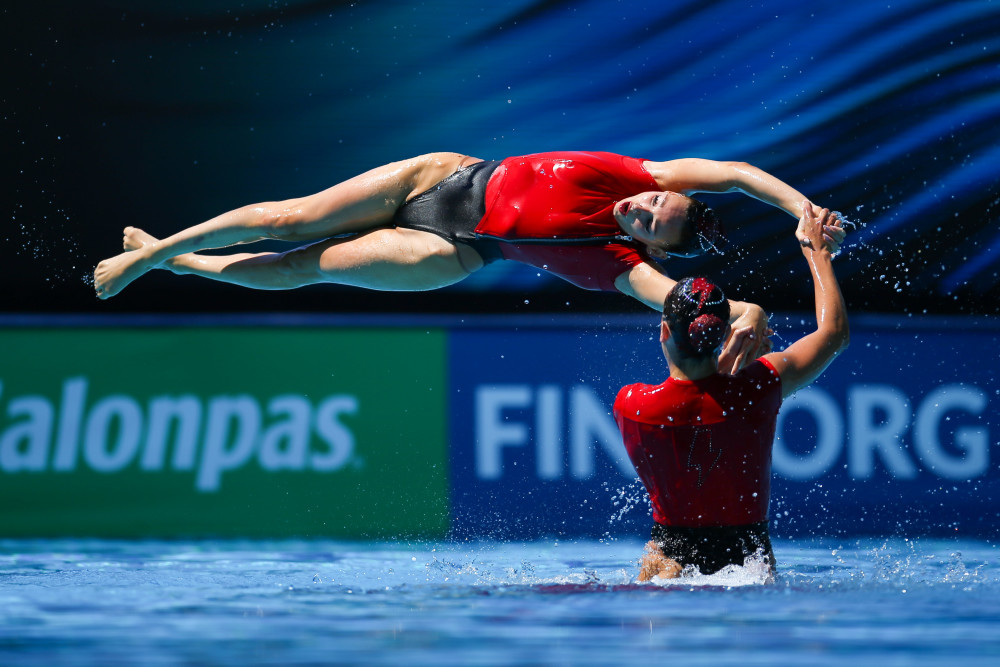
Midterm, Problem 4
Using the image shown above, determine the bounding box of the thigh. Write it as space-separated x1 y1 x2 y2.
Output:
301 227 483 291
277 153 479 242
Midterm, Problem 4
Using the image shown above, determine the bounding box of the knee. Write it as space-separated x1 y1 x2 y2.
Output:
251 201 309 240
273 247 323 287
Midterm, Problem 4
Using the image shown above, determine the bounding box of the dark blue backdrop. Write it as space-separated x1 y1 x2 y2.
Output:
6 0 1000 315
447 315 1000 539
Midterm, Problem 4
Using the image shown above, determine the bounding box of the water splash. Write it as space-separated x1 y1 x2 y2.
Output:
784 537 997 593
646 549 775 588
602 478 650 527
10 210 88 288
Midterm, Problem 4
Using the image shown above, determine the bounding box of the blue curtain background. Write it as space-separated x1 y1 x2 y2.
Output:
6 0 1000 314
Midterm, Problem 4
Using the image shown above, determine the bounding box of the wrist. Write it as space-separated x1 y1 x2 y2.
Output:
801 245 832 260
139 240 161 261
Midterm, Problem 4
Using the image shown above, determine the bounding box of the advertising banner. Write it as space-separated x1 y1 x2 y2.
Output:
4 315 996 541
449 324 662 539
448 318 1000 539
769 322 999 537
0 327 449 538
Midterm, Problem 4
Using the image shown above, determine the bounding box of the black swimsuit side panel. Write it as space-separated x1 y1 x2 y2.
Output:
391 159 504 263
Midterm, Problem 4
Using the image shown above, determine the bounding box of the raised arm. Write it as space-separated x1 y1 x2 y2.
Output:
762 203 850 398
645 158 807 217
644 158 844 251
615 261 771 367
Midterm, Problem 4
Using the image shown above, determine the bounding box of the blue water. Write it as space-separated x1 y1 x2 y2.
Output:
1 537 998 665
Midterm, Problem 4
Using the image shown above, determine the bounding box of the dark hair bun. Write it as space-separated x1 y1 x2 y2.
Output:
688 313 726 354
663 276 731 359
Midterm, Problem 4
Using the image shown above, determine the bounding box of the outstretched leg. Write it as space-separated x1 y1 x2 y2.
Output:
94 152 478 298
128 226 485 292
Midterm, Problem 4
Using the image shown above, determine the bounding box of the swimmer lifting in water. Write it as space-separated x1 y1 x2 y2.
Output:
613 203 849 581
94 151 845 363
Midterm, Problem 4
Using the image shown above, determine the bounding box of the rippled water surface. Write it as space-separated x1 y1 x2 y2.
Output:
1 537 998 665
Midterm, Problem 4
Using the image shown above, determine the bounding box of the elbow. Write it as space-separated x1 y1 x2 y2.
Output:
818 319 850 357
835 322 851 354
724 160 755 179
719 161 755 192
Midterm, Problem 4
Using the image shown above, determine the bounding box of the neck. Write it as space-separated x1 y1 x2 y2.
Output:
668 357 718 381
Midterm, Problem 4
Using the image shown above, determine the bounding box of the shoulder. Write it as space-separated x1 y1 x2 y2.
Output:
615 383 638 406
733 358 781 386
614 382 657 409
733 359 783 405
749 357 781 380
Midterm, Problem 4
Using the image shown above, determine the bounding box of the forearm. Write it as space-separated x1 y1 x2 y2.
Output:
715 300 769 373
728 299 764 327
762 204 849 395
653 158 808 218
729 166 847 255
723 162 808 219
804 248 849 350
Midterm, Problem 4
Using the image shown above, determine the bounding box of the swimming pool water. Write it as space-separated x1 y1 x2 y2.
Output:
1 537 997 665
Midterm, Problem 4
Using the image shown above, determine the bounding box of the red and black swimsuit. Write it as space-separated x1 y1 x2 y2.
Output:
613 360 784 574
391 151 659 291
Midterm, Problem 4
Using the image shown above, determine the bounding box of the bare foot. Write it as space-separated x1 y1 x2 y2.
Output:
123 226 160 252
93 227 159 299
123 227 197 276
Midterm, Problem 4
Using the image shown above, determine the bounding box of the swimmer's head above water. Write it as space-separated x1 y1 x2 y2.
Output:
662 276 731 360
614 192 728 259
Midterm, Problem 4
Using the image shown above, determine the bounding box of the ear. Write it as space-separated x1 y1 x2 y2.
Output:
646 245 669 260
659 319 671 343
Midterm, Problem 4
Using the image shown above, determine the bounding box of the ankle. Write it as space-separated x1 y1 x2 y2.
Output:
164 254 191 274
140 240 164 264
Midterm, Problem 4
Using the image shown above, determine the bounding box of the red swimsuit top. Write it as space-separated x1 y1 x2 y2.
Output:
476 151 660 291
613 359 783 527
